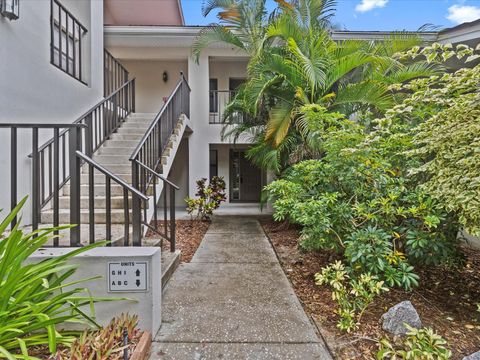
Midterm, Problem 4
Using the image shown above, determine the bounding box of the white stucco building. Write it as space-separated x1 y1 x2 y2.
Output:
1 0 479 243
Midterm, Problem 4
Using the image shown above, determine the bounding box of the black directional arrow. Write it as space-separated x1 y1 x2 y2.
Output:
135 269 141 276
136 279 141 287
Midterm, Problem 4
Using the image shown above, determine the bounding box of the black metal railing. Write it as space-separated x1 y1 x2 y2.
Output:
209 90 245 124
30 79 135 210
76 151 148 247
2 123 86 243
2 122 147 247
104 49 129 97
130 73 190 249
135 161 178 252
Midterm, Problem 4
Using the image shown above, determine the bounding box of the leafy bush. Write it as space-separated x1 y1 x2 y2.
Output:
186 176 227 220
378 325 452 359
267 44 479 331
0 198 111 359
315 261 388 332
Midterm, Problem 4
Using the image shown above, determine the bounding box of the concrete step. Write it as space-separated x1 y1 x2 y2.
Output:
161 250 181 290
41 208 135 224
109 134 144 142
98 146 135 155
23 223 131 246
64 183 126 196
116 128 148 136
93 154 130 165
128 113 156 119
104 139 139 147
57 195 139 209
121 123 151 130
80 173 132 184
63 183 152 196
81 163 132 174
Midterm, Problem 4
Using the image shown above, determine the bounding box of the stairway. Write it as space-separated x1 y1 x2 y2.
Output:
38 112 186 246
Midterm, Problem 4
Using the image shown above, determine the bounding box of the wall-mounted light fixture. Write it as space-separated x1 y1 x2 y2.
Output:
162 71 168 83
1 0 19 20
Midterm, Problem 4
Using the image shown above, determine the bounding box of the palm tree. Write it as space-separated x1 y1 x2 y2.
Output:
192 0 336 62
221 5 440 171
191 0 269 62
193 0 440 172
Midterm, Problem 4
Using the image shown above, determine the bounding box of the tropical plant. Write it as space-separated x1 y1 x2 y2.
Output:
192 0 268 62
267 44 478 331
220 5 442 171
378 325 452 360
192 0 336 63
55 314 141 360
185 176 227 220
315 261 388 332
0 197 113 359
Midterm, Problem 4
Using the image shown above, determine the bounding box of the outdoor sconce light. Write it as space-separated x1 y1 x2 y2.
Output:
1 0 19 20
163 71 168 83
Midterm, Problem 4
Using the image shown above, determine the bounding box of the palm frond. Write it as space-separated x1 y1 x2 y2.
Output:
192 25 246 62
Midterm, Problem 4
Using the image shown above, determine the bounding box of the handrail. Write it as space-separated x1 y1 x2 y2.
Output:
129 72 190 249
76 151 148 201
33 78 135 155
134 160 180 190
104 49 130 97
0 123 87 129
129 74 186 161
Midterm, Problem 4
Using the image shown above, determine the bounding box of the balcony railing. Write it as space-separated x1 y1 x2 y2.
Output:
209 90 246 124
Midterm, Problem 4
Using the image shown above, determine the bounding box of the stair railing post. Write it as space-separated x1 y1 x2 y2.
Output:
132 78 136 113
131 160 142 246
69 126 82 246
169 184 176 252
85 114 95 244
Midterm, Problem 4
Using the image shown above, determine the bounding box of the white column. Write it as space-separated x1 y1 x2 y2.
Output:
187 54 210 197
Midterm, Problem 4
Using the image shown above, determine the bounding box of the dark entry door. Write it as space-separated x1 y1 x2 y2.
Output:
230 150 262 202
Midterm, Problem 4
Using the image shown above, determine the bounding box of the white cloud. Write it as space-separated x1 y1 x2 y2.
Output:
447 4 480 24
355 0 388 13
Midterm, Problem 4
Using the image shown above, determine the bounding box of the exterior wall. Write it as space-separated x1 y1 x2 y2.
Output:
121 60 188 113
209 59 248 91
0 0 104 222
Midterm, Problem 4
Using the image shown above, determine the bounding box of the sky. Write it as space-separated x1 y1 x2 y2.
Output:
181 0 480 31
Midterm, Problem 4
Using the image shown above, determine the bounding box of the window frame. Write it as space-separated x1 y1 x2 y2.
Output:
50 0 88 84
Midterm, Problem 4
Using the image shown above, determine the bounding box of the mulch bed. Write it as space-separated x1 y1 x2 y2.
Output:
149 220 210 263
260 218 480 360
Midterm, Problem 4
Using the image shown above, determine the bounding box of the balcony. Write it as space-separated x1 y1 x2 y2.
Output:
209 90 245 124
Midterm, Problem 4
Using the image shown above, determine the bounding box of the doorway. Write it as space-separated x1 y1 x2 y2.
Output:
230 150 262 202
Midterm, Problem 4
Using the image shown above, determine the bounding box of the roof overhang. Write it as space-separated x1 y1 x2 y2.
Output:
105 26 440 50
438 20 480 44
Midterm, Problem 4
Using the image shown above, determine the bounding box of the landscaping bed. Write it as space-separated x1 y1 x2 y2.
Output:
27 315 148 359
260 219 480 359
150 220 210 262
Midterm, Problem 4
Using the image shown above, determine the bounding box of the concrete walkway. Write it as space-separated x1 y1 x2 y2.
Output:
151 217 332 360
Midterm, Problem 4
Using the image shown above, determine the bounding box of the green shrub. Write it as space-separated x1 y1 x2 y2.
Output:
0 197 113 359
377 325 452 359
186 176 227 220
315 261 388 332
267 44 480 332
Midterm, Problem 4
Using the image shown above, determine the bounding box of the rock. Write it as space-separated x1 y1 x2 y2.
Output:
381 301 422 335
463 351 480 360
